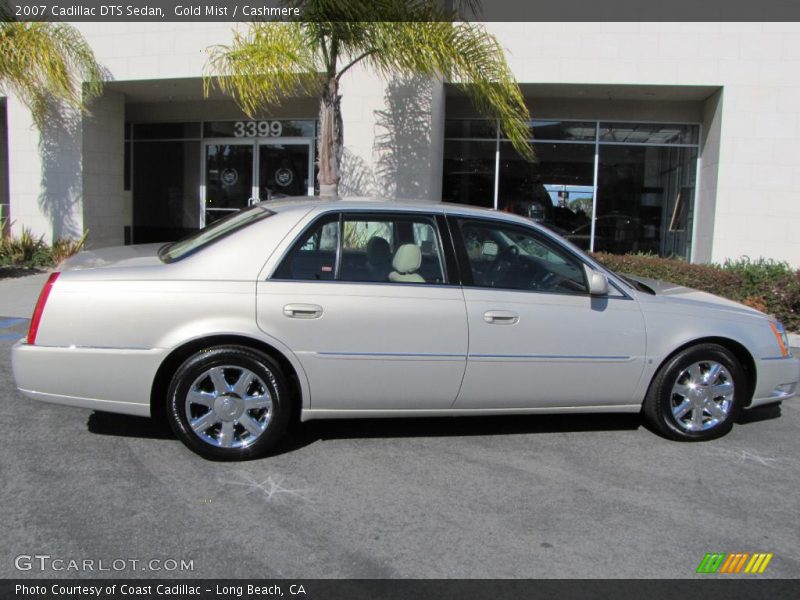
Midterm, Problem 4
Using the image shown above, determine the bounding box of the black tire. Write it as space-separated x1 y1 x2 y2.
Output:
643 343 746 441
166 345 290 460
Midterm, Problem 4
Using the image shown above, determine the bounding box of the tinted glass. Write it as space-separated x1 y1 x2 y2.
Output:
442 140 496 209
159 206 274 263
132 140 200 243
458 219 588 294
274 216 339 281
133 122 201 140
340 215 445 284
599 122 699 145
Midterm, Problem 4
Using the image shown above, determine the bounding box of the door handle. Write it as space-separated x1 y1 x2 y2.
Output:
283 303 323 319
483 310 519 325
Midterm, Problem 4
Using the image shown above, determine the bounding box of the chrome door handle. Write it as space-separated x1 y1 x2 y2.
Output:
483 310 519 325
283 304 323 319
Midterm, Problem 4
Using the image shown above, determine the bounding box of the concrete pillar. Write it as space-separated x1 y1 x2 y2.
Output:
7 94 84 243
82 90 125 248
692 89 723 264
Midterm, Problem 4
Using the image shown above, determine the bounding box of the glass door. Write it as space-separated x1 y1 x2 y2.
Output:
257 140 313 201
204 141 255 226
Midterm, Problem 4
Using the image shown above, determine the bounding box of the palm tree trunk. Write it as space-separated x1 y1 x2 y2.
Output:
318 77 343 197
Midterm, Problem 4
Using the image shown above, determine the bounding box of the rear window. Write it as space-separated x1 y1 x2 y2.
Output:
158 206 274 263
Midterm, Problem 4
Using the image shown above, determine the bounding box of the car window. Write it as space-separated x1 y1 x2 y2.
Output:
457 219 588 294
159 206 274 263
273 215 339 280
339 215 446 284
274 213 447 284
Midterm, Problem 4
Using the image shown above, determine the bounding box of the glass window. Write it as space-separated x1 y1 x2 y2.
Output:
525 120 596 142
596 144 697 258
132 140 201 243
444 119 497 139
274 215 339 281
159 206 274 263
497 141 595 246
443 140 496 209
274 214 446 284
133 122 201 140
599 122 699 145
339 215 445 284
457 219 588 294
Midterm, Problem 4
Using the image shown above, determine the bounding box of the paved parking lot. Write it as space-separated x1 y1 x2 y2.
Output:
1 315 799 579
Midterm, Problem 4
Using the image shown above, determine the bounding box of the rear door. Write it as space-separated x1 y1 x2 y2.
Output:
257 210 468 411
449 215 647 409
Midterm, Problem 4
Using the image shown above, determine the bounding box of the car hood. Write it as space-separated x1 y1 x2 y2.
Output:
626 275 765 318
59 243 164 271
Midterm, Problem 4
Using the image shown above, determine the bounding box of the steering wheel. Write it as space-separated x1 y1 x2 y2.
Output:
486 245 519 287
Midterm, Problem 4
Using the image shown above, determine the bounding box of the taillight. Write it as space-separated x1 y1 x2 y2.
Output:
27 272 60 345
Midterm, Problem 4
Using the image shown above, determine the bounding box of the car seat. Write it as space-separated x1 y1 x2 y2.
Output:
388 244 425 283
365 236 392 281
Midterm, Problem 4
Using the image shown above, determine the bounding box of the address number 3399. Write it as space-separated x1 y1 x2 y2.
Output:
233 121 284 138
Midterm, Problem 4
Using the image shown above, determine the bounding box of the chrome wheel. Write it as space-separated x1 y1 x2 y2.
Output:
184 365 272 448
670 360 734 432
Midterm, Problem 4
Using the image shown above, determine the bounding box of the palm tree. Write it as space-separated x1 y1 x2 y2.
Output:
205 0 532 196
0 10 104 128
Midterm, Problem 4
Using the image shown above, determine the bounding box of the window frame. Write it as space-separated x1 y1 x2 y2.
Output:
270 210 457 286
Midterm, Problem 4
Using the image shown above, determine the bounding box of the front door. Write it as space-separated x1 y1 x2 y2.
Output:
450 216 647 409
203 139 313 226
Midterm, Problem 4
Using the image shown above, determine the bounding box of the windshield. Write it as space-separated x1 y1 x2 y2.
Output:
158 206 274 263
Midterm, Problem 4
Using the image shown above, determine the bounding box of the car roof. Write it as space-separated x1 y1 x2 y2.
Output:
258 196 533 225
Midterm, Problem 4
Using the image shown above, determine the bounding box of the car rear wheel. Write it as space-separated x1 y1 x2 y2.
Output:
166 345 290 460
643 343 745 441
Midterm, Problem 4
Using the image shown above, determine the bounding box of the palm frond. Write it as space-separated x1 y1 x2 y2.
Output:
204 22 323 116
0 21 105 126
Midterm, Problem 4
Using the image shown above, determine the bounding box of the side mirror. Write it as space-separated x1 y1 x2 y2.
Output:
587 269 609 296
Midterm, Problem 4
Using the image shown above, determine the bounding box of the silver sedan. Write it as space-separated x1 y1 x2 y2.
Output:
12 198 800 460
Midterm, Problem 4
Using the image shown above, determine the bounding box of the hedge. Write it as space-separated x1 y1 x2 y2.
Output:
593 253 800 332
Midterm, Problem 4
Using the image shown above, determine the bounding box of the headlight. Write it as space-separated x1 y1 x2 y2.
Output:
769 321 791 358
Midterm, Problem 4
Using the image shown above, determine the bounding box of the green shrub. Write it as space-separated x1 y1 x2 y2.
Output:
593 252 800 332
1 226 87 269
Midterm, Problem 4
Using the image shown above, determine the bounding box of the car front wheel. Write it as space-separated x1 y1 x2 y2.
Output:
644 343 745 441
166 345 290 460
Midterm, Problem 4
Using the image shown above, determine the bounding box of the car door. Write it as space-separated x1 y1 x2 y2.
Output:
449 215 647 409
257 210 468 411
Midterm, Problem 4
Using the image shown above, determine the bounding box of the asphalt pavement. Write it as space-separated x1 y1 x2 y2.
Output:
0 273 799 578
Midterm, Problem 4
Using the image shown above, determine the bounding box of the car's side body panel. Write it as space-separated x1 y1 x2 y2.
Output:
456 288 648 408
257 281 468 410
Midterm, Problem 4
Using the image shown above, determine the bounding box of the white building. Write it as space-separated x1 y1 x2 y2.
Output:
2 21 800 264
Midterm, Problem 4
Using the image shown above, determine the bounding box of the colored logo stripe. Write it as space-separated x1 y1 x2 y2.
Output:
697 553 773 574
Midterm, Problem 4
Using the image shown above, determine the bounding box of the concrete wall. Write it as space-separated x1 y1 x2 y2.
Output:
7 95 84 244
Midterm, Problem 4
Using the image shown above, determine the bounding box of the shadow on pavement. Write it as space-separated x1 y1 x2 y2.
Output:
736 403 782 424
87 411 174 440
87 410 643 455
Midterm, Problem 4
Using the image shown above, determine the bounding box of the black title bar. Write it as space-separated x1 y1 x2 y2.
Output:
4 0 800 22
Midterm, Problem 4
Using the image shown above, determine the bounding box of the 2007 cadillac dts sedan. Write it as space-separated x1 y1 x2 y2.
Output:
12 198 800 459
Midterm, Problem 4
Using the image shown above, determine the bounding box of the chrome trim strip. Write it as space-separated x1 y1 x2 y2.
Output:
317 351 464 358
469 354 632 361
315 351 631 361
761 356 792 361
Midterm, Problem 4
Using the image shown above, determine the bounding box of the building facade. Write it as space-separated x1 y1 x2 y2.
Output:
2 21 800 264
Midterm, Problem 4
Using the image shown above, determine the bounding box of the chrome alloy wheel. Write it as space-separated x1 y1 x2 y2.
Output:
670 360 734 432
184 365 272 448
